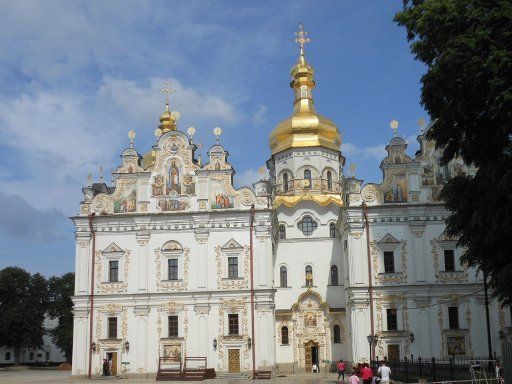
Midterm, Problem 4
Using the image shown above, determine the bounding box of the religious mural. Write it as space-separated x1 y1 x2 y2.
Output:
167 160 181 194
152 175 165 196
210 179 234 209
113 185 136 213
383 174 408 203
446 336 466 355
157 193 190 211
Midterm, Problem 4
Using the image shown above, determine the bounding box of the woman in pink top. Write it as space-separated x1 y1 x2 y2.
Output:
349 371 360 384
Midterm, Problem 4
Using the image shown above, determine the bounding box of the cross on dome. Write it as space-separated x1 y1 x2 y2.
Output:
160 80 176 112
295 22 311 55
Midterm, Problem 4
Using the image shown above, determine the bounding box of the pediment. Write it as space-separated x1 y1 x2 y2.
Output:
221 238 243 250
162 240 183 252
439 232 458 242
102 242 123 254
378 233 400 244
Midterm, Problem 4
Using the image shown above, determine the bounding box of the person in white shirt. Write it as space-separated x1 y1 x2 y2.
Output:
312 364 319 373
377 361 391 383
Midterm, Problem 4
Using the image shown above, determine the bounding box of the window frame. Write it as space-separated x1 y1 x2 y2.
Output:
444 249 455 272
448 306 459 329
228 314 239 335
298 216 318 236
281 326 289 345
386 308 398 331
327 170 333 190
330 265 339 286
383 251 395 273
283 172 289 193
333 324 341 343
168 315 179 338
228 257 238 279
279 224 286 239
280 266 288 287
305 265 313 287
329 222 336 238
109 260 119 282
108 316 118 339
168 258 179 280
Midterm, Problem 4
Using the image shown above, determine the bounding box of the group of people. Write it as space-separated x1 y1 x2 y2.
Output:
337 360 391 384
102 358 113 376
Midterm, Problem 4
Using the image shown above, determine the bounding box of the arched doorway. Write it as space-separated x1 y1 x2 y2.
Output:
304 340 319 373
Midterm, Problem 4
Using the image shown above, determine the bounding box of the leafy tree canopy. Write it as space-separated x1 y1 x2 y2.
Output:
47 273 74 362
0 267 48 363
395 1 512 303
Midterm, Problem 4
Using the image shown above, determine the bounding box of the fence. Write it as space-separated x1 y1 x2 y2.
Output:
370 356 497 383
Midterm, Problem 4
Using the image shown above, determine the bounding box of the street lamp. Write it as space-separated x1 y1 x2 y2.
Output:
91 342 97 353
409 332 415 343
213 338 218 351
367 335 378 362
124 341 130 352
247 337 252 350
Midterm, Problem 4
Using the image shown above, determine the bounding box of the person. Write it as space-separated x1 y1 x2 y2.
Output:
312 363 318 373
102 359 109 376
361 363 373 384
108 358 113 376
349 370 360 384
337 359 346 381
377 361 391 384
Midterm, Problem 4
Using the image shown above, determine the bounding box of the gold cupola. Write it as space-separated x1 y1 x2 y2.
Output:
157 100 178 134
269 24 341 155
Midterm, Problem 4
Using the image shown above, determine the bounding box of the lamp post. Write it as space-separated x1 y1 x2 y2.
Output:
213 338 217 351
367 335 378 362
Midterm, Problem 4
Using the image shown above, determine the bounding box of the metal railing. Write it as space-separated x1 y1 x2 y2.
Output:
273 178 342 196
370 356 498 383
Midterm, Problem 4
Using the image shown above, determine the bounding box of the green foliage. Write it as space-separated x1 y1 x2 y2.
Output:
47 273 74 362
0 267 48 363
395 1 512 303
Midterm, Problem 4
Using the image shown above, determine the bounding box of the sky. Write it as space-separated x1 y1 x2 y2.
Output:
0 1 428 277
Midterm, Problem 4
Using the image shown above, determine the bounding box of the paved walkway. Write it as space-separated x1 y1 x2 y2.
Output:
0 368 343 384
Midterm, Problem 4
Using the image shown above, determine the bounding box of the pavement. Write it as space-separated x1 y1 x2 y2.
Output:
0 368 344 384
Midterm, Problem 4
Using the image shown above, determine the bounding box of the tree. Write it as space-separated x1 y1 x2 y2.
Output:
395 1 512 302
47 273 75 363
0 267 48 364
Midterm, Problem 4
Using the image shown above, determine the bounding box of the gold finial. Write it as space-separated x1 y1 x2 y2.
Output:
418 118 426 133
390 120 399 136
295 22 310 57
155 128 162 138
99 165 104 182
160 80 176 112
213 127 222 144
187 126 196 142
128 130 136 148
87 172 93 186
349 163 356 178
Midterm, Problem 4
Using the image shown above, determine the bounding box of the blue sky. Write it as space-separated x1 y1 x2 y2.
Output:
0 1 428 277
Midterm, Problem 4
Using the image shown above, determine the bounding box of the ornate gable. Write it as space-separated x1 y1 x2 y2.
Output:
102 242 123 254
221 238 243 250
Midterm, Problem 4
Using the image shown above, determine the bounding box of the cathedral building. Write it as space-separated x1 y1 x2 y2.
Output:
71 25 504 378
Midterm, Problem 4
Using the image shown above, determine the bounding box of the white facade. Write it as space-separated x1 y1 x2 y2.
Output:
71 45 504 378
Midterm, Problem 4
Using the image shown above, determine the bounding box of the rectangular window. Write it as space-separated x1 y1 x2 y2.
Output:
108 317 118 339
384 251 395 273
444 249 455 271
45 352 50 361
168 315 179 338
168 259 178 280
228 257 238 278
228 314 239 335
448 307 459 329
386 308 398 331
109 260 119 282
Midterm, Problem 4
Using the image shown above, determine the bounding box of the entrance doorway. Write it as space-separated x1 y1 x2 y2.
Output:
228 349 240 373
387 344 400 362
106 352 118 376
304 340 319 373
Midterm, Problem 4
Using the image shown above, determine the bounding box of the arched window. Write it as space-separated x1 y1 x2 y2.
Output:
304 169 312 188
329 222 336 238
330 265 339 286
280 266 287 287
283 172 289 193
281 326 289 345
279 224 286 239
298 216 317 236
327 170 333 190
333 324 341 343
305 265 313 286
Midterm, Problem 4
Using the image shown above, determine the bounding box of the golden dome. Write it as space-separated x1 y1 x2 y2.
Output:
158 101 177 133
269 26 341 155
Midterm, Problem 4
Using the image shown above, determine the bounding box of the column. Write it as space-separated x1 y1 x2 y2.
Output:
194 230 209 290
136 231 150 291
134 306 150 374
255 229 271 287
409 225 426 282
194 304 210 358
71 310 89 376
76 233 91 294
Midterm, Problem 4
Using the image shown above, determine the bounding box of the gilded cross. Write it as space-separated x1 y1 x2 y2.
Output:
295 22 310 52
160 80 176 111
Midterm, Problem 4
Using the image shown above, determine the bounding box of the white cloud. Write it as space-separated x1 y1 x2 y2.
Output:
341 141 386 161
252 104 268 125
234 168 268 189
